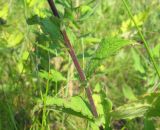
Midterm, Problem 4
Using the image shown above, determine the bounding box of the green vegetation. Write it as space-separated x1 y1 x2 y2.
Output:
0 0 160 130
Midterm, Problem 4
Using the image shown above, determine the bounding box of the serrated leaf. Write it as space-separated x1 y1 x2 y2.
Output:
34 96 94 120
40 17 62 40
86 37 132 77
27 16 62 41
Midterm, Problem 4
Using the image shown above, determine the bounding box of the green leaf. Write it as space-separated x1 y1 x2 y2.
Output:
6 31 23 47
27 16 62 41
83 37 101 44
132 49 145 73
93 83 112 129
122 85 137 100
34 96 94 120
111 103 150 120
153 43 160 58
0 3 9 19
111 92 160 120
40 17 62 41
39 69 66 82
146 93 160 117
86 37 132 77
22 51 29 61
120 11 148 33
144 118 155 130
66 27 76 45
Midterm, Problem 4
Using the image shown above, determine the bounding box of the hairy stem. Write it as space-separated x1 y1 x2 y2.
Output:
122 0 160 79
47 0 104 130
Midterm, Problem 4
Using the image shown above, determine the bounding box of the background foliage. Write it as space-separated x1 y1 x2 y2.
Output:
0 0 160 130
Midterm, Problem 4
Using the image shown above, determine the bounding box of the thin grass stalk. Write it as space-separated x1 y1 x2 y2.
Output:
122 0 160 79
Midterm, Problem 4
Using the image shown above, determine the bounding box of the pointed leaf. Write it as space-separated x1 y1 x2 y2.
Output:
86 37 132 77
39 69 66 82
111 92 160 120
34 96 94 120
122 85 137 100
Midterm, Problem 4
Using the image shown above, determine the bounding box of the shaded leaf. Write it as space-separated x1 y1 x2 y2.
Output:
111 92 160 120
27 16 62 41
144 118 155 130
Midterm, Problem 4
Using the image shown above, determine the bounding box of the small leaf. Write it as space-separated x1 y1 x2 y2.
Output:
132 49 145 73
0 4 9 19
83 37 101 44
39 69 66 82
122 85 137 100
6 31 23 47
153 43 160 58
121 11 148 33
22 51 29 61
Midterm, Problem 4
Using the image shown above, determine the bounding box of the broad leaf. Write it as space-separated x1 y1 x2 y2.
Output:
111 92 160 120
27 16 62 41
86 37 132 77
34 96 94 120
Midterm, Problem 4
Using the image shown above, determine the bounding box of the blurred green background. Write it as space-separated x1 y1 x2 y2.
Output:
0 0 160 130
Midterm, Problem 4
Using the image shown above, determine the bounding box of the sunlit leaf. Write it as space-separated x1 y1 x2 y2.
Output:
132 49 145 73
34 96 94 120
122 85 137 100
121 11 149 33
86 37 132 77
39 69 66 82
0 4 8 19
6 31 23 47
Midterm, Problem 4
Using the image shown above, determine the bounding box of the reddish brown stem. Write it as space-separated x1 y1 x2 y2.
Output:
47 0 104 130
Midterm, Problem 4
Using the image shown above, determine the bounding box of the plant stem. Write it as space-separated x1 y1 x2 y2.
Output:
122 0 160 79
47 0 104 130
